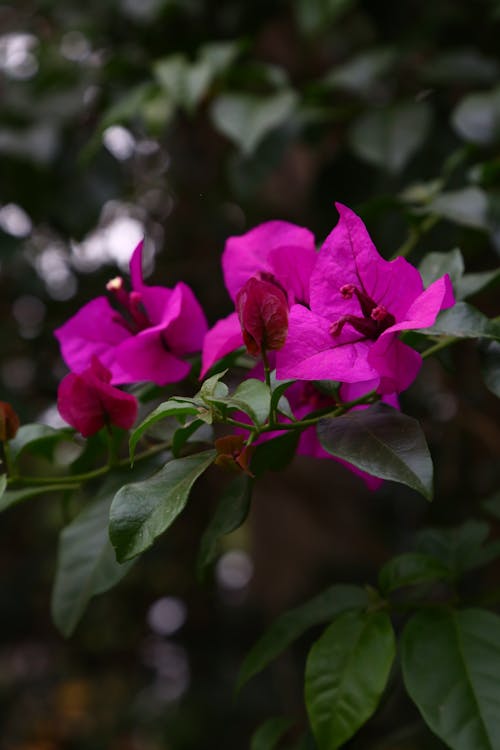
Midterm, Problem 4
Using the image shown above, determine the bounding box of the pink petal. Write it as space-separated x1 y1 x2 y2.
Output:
161 282 208 355
267 244 317 305
200 313 244 377
223 221 316 301
384 274 455 335
140 285 174 327
113 329 191 385
58 373 106 437
276 305 378 382
368 335 422 393
129 240 145 290
54 297 130 373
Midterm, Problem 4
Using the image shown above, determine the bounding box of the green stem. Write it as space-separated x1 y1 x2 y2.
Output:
421 336 457 359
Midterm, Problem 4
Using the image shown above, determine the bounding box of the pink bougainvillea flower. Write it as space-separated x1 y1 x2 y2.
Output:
236 276 289 356
55 241 208 386
277 203 455 393
201 221 317 375
57 356 138 437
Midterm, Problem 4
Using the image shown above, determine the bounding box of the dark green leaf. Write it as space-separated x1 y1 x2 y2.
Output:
349 101 431 174
51 494 134 637
197 474 253 578
426 187 489 230
172 419 207 458
110 450 216 562
422 302 500 339
8 424 74 465
402 609 500 750
212 379 271 426
481 342 500 398
251 432 300 476
419 249 464 290
237 584 368 690
0 483 79 513
305 610 395 750
0 475 6 500
294 0 354 35
452 88 500 145
378 552 452 594
250 717 293 750
210 90 298 155
317 404 434 500
415 520 498 575
482 492 500 520
456 270 500 300
270 372 295 419
323 48 395 95
129 399 200 461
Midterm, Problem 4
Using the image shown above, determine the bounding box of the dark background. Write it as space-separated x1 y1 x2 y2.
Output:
0 1 499 747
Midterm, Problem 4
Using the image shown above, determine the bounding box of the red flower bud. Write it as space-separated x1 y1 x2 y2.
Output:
0 401 20 441
235 277 288 357
57 356 138 438
214 435 255 477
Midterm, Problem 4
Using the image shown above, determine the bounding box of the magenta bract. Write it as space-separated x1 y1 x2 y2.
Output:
57 356 138 438
54 241 208 386
276 204 455 393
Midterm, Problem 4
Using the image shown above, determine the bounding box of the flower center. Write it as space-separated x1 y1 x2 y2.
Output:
106 276 151 333
330 284 395 341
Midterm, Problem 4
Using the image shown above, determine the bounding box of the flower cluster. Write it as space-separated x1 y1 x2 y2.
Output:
54 203 454 488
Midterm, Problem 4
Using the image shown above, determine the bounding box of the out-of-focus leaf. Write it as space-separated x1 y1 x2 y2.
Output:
210 90 298 155
452 88 500 145
402 609 500 750
349 101 431 173
250 717 293 750
378 552 452 594
422 302 500 340
480 341 500 398
294 0 355 35
456 269 500 300
9 424 74 465
197 474 253 577
110 450 216 562
426 187 489 230
305 610 395 750
0 483 78 513
419 249 465 291
51 493 134 637
415 520 500 575
323 48 395 95
422 50 499 85
0 475 7 501
318 404 434 500
237 584 368 690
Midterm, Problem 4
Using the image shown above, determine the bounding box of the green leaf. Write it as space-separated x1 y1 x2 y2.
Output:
422 302 500 340
251 432 300 476
349 101 431 174
323 48 395 96
0 483 78 513
294 0 355 35
482 491 500 519
237 584 368 690
211 379 271 426
378 552 452 594
51 494 134 637
452 87 500 145
456 269 500 300
8 424 74 465
129 399 200 461
426 187 489 230
305 610 395 750
402 608 500 750
210 90 298 155
0 475 6 501
419 249 465 290
198 370 229 402
317 403 434 500
270 372 296 419
481 341 500 398
197 474 253 578
415 520 500 575
110 450 216 562
250 717 293 750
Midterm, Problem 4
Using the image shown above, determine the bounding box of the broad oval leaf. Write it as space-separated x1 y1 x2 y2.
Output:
317 403 434 500
110 450 216 562
305 610 395 750
51 493 134 637
237 584 368 690
427 187 489 230
452 88 500 145
349 101 431 173
250 717 293 750
197 474 253 578
378 552 452 594
402 608 500 750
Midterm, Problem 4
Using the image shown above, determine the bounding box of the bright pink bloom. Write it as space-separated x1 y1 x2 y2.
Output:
201 221 317 375
236 276 289 356
276 204 455 393
57 357 138 437
55 241 207 386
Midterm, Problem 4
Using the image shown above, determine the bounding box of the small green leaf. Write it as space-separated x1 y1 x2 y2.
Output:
426 187 489 230
317 404 434 500
110 450 216 562
8 424 74 465
378 552 452 594
198 370 229 401
422 302 500 339
349 101 431 173
237 584 368 690
210 90 298 155
305 610 395 750
129 399 199 461
51 493 134 637
0 483 78 513
250 717 293 750
197 474 253 578
419 249 465 290
402 608 500 750
211 379 271 426
270 372 296 418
